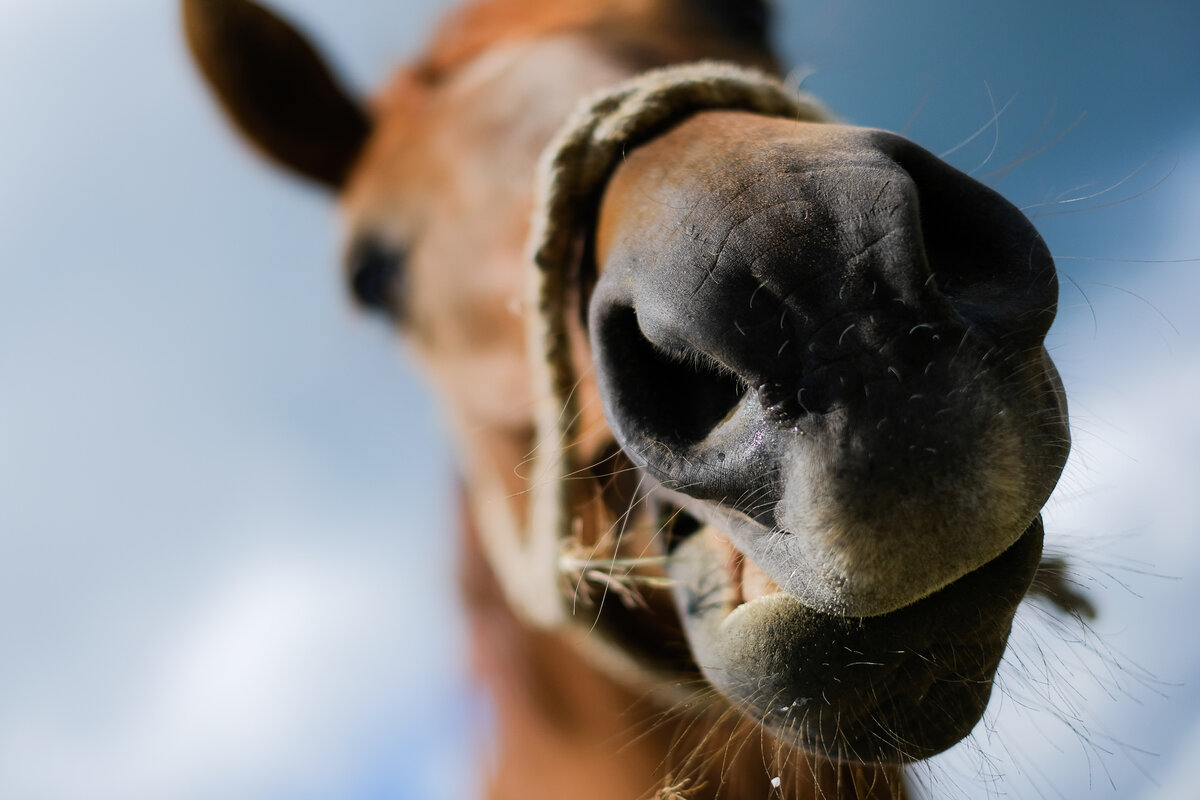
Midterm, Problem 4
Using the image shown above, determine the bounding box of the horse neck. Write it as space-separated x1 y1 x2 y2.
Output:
459 503 907 800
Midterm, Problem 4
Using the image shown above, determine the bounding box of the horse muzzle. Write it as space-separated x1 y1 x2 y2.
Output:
587 112 1070 760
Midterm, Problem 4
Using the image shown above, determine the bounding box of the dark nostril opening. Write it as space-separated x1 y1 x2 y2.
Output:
597 306 745 450
346 236 407 315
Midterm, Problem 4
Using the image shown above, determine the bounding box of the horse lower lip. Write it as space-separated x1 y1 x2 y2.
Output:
665 518 1044 762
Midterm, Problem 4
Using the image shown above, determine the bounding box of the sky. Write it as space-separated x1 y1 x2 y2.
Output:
0 1 1197 798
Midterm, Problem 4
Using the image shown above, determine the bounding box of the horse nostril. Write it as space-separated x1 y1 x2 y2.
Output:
591 305 747 455
345 235 407 316
876 131 1059 343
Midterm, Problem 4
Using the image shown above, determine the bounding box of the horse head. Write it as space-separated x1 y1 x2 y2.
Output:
185 0 1072 788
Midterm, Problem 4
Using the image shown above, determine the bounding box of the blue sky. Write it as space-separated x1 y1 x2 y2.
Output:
0 1 1197 798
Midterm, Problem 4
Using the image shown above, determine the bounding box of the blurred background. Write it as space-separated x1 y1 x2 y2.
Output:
0 0 1196 798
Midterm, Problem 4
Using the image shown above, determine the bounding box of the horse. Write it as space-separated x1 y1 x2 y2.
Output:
183 0 1077 797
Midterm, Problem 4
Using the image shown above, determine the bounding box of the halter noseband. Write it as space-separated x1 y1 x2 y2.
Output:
468 61 830 630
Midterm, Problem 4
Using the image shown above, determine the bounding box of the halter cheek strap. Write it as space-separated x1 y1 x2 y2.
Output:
470 61 830 630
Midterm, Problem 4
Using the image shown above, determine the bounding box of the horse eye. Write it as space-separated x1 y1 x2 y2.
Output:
345 235 407 317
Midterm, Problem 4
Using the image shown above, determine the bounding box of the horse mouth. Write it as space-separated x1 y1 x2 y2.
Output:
596 502 1043 765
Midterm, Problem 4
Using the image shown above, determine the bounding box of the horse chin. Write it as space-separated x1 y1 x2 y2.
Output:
662 513 1044 764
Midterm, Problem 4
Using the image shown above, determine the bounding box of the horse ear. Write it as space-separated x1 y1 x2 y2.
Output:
182 0 371 189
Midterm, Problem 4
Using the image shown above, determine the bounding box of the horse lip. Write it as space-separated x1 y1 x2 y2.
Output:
664 516 1044 762
666 512 1043 628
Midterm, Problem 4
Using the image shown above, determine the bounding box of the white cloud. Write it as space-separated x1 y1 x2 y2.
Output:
0 541 472 800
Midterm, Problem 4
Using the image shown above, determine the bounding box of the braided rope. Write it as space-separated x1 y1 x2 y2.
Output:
478 61 830 629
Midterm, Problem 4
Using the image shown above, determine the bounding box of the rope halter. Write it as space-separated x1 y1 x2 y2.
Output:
468 61 830 630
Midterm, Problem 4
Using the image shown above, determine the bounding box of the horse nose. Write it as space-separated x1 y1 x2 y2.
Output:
588 117 1067 615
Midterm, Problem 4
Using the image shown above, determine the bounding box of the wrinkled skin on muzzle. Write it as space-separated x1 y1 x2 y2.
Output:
590 112 1069 761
